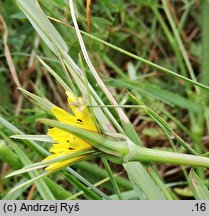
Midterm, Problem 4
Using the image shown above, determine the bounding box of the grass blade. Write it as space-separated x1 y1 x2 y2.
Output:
189 170 209 200
10 135 54 143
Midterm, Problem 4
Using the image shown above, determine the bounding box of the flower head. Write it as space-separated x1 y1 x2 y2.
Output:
44 91 97 171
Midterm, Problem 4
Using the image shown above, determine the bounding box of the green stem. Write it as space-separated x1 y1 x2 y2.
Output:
127 146 209 168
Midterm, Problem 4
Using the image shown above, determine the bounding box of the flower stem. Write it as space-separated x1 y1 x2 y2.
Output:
126 145 209 168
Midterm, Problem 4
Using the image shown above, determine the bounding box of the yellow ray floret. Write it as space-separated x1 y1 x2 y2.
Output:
43 91 97 171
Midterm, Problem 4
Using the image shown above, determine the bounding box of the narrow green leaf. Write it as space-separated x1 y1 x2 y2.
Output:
110 190 138 200
102 158 123 200
18 88 54 111
8 172 50 196
189 170 209 200
16 0 68 54
37 56 72 92
124 163 165 200
2 179 29 200
44 178 72 200
10 135 54 143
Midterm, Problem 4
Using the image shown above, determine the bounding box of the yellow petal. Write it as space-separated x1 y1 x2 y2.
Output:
51 106 77 125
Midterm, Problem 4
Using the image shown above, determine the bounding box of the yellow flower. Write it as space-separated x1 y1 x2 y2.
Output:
44 91 97 172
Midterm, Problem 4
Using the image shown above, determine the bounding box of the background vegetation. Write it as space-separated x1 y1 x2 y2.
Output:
0 0 209 200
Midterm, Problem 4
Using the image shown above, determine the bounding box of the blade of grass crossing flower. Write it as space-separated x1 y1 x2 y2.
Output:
59 49 123 133
189 170 209 200
62 52 123 132
10 135 54 143
63 50 125 133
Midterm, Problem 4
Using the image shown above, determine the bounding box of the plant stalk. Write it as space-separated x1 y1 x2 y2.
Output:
125 145 209 168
